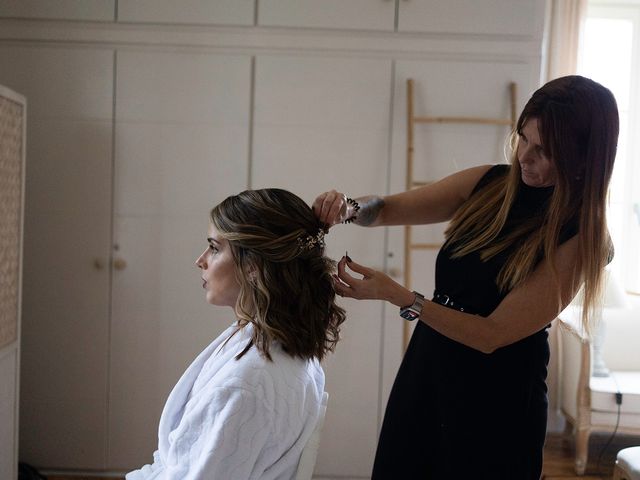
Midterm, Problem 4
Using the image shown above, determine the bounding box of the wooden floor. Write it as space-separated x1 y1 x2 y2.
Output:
41 432 640 480
542 431 640 480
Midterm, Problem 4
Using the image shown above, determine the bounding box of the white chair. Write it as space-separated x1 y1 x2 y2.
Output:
295 392 329 480
558 307 640 475
613 446 640 480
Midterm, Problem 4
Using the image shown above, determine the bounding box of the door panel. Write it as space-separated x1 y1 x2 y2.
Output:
117 0 253 25
109 50 251 469
0 46 114 469
385 60 536 379
258 0 395 31
0 46 114 121
0 0 115 21
398 0 545 37
253 54 393 477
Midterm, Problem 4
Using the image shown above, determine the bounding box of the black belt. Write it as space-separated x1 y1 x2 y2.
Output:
432 292 475 314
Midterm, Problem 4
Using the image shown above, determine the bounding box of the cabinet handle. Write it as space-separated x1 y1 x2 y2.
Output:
93 259 105 270
113 258 127 271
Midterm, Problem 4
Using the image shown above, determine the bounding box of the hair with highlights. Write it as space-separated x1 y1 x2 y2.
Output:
210 188 345 361
444 75 619 332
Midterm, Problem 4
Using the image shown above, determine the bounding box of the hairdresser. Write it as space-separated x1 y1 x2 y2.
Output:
313 75 619 479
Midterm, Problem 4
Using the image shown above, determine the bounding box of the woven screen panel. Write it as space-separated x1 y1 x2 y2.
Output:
0 95 23 349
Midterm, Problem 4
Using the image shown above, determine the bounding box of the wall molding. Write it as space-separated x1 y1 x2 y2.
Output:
0 19 542 62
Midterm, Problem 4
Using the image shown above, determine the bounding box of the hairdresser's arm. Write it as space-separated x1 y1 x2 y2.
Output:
313 164 492 228
334 235 581 354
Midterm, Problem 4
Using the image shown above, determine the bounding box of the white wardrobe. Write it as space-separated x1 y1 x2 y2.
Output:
0 1 546 477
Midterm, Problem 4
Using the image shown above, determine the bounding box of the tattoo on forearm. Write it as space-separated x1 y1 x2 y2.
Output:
355 196 385 226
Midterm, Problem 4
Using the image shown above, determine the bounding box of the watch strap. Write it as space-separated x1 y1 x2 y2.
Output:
399 291 425 321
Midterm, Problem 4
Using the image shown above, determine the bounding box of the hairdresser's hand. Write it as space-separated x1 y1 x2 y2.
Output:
334 256 414 308
312 190 349 228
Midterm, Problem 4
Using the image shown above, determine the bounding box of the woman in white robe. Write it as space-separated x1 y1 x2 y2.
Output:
127 188 346 480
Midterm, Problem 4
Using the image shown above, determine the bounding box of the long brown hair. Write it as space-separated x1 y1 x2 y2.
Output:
445 76 619 331
210 188 345 361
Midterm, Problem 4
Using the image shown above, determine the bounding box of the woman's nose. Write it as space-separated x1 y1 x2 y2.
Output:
195 251 207 269
519 147 533 164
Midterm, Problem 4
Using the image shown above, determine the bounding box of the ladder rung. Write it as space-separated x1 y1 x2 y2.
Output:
414 116 512 126
409 243 442 250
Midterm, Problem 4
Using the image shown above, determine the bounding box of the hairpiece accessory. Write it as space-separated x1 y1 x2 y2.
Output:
343 197 360 224
297 228 326 251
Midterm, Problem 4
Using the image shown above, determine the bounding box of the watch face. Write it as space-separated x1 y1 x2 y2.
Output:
400 309 419 321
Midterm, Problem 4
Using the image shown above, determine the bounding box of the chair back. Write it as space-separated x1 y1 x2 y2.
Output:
295 391 329 480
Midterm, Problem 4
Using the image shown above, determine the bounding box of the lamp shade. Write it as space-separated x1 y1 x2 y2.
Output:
570 268 629 310
602 269 629 309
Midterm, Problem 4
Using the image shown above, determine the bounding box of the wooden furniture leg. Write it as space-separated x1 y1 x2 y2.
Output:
575 427 590 475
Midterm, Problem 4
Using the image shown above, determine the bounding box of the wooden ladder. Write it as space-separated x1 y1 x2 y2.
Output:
403 78 518 349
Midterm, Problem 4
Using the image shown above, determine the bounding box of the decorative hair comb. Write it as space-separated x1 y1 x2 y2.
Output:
297 228 326 251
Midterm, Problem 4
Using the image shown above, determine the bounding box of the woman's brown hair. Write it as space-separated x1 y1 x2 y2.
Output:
210 188 346 361
444 75 619 332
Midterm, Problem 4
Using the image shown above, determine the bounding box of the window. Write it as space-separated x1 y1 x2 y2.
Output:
579 0 640 294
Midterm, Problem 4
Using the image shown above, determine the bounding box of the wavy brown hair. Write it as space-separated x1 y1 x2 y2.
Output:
210 188 346 361
444 75 618 332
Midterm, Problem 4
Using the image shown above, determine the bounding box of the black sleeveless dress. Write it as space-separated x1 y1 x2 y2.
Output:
372 165 577 480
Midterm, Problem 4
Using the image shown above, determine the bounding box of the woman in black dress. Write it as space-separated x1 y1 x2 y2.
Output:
313 75 619 479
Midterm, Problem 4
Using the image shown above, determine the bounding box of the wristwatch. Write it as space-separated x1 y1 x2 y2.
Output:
399 291 425 321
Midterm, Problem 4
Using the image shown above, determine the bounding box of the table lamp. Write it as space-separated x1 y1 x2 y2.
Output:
588 268 629 377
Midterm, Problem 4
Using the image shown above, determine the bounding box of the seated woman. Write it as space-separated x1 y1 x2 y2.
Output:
126 188 345 480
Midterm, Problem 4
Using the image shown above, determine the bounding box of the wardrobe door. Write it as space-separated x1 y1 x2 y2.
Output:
383 60 536 373
397 0 545 37
258 0 395 31
109 50 251 469
117 0 254 26
0 46 114 469
252 54 395 477
0 0 115 21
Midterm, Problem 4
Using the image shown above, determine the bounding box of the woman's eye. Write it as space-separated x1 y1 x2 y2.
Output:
535 146 546 157
208 245 218 253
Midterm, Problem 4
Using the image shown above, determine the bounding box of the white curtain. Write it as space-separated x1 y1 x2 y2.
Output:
543 0 588 432
544 0 588 81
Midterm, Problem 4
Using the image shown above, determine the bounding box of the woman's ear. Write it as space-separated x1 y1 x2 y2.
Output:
244 261 258 283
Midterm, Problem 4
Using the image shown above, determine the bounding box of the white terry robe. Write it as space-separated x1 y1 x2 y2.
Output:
126 322 325 480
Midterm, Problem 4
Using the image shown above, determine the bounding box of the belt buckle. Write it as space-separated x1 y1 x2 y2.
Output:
440 294 451 306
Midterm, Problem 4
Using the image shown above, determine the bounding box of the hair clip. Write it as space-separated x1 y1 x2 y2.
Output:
297 229 326 251
343 197 360 224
